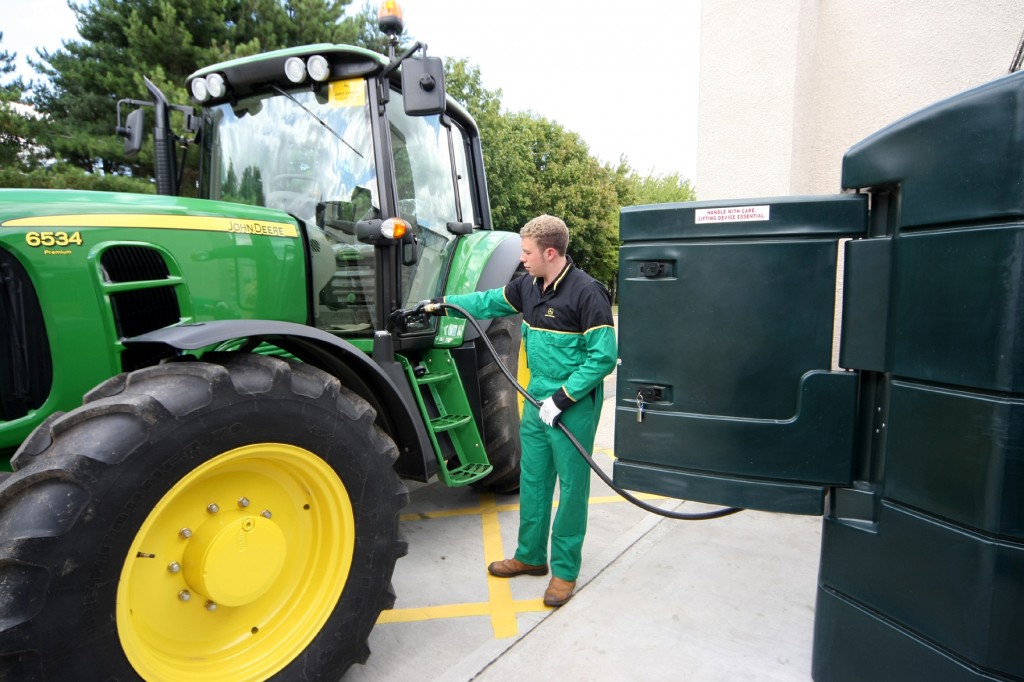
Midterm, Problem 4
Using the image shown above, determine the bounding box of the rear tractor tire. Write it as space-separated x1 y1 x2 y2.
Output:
472 313 524 494
0 353 408 681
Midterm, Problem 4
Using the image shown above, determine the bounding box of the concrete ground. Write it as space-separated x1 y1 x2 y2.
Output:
346 371 822 682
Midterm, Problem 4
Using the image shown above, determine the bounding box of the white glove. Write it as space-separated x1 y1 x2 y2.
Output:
538 397 562 427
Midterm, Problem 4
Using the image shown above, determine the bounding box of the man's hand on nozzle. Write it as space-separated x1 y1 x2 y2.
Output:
539 397 562 427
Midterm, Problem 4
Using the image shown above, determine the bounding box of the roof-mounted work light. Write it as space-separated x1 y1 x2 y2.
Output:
190 78 209 101
306 55 331 82
190 73 228 102
284 57 307 83
205 73 227 99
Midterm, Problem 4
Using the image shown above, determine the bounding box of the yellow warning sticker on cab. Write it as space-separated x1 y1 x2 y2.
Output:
2 214 299 238
329 79 366 108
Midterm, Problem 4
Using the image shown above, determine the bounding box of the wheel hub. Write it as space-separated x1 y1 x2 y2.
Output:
117 440 357 682
182 511 287 607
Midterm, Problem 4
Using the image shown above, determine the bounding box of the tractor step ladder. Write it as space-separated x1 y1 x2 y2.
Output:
398 349 492 487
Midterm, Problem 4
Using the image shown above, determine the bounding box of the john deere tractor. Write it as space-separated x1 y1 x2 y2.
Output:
0 7 523 680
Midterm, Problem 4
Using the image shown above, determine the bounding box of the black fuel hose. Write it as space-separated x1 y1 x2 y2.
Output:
430 302 743 522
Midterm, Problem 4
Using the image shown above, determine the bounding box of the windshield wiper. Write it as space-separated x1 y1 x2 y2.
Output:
271 85 364 159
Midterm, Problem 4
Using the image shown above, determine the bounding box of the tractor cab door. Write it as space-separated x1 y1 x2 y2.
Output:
613 194 868 515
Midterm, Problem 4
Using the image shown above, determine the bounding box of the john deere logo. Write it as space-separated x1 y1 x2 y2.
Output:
545 307 556 318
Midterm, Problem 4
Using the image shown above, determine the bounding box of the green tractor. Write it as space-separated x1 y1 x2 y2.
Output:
0 9 524 681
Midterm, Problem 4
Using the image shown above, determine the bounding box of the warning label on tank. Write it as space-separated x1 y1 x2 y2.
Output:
694 205 770 224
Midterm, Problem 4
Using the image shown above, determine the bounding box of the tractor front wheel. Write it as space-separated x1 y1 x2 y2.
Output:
0 353 407 681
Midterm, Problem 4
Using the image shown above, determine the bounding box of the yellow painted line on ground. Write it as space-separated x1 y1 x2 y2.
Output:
594 447 617 461
377 599 548 624
400 500 521 522
381 488 670 633
479 492 522 638
400 492 666 521
381 492 558 634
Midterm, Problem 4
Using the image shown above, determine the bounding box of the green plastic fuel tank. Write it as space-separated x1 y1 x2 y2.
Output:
615 69 1024 680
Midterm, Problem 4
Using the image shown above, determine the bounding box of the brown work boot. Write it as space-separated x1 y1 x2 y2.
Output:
487 558 548 578
543 577 576 607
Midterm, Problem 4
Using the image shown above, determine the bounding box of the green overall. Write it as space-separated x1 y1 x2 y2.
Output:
445 261 617 581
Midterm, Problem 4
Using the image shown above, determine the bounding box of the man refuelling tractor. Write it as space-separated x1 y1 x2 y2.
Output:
1 1 1023 679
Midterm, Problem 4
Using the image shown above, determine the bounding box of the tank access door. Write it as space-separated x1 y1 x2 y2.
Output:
614 195 866 515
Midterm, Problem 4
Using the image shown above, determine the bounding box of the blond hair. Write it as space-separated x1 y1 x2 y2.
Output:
520 214 569 256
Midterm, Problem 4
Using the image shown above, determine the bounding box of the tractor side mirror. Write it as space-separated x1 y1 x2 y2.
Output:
401 56 446 116
119 108 146 157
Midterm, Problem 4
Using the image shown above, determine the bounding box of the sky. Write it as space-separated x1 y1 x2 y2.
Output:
0 0 702 180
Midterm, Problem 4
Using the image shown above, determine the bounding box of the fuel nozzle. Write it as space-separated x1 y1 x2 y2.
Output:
387 300 441 333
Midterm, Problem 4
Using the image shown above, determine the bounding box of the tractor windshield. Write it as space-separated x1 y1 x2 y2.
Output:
200 82 379 229
200 79 475 336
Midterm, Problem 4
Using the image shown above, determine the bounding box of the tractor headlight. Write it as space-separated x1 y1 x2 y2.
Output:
190 78 209 102
284 57 307 84
205 73 227 99
307 55 330 82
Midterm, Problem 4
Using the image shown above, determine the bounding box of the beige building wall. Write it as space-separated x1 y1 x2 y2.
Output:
696 0 1022 200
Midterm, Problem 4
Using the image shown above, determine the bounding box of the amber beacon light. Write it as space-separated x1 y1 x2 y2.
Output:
378 1 404 35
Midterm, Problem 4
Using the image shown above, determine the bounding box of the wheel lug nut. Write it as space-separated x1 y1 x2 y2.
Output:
179 528 193 539
207 503 220 514
167 562 181 574
260 509 272 519
238 497 250 508
205 600 218 612
178 590 191 602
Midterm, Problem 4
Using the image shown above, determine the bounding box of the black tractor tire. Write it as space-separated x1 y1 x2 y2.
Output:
472 312 524 494
0 353 408 681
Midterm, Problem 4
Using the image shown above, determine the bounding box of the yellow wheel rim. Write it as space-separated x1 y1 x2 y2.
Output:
116 443 355 681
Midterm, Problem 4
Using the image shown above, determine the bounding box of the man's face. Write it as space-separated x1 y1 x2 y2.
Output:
520 236 553 280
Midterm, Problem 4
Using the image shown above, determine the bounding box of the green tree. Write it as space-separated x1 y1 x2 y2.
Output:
444 59 620 285
442 58 502 125
626 169 696 206
353 0 410 56
0 32 31 169
27 0 362 185
239 165 265 205
222 161 239 198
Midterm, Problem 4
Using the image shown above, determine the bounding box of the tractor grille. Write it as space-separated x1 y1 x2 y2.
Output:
110 286 181 339
101 245 171 282
0 248 52 422
101 246 181 372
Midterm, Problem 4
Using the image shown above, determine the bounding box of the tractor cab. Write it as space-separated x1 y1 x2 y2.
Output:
109 2 525 492
118 3 489 348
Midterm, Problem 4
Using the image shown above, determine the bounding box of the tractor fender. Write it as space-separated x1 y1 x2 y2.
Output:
448 230 522 340
125 320 433 476
474 230 522 291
